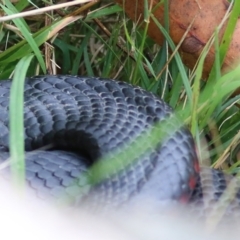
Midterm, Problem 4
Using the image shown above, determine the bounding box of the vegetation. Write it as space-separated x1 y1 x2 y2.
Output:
0 0 240 194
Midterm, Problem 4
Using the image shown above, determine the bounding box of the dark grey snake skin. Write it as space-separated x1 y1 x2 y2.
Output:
0 75 239 222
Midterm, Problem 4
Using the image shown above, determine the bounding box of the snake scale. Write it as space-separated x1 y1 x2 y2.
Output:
0 75 240 223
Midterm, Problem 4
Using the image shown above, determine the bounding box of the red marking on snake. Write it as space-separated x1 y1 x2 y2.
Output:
189 175 197 190
194 160 200 173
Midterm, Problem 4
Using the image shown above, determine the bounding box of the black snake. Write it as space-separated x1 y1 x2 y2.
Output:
0 75 239 223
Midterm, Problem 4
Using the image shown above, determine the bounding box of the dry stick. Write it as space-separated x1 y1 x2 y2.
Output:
65 0 99 18
0 0 96 22
155 16 196 80
45 1 54 75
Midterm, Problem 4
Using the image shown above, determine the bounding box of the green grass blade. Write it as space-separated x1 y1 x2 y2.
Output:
15 0 30 11
132 1 150 85
54 38 71 74
71 31 92 75
86 4 122 20
207 0 240 82
150 14 192 102
0 23 55 64
1 1 46 73
219 0 240 65
10 54 34 188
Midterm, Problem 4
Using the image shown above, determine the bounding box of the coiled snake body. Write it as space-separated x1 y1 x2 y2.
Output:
0 75 240 221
